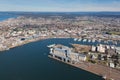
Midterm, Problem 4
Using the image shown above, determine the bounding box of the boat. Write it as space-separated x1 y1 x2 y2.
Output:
88 39 91 42
83 39 87 42
74 38 78 41
92 39 96 43
78 38 82 41
104 41 108 44
112 41 118 45
47 44 55 48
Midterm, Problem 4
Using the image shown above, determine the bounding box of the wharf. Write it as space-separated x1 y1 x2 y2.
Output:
48 55 120 80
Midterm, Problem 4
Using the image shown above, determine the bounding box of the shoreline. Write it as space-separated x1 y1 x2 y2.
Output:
0 36 71 52
0 36 120 52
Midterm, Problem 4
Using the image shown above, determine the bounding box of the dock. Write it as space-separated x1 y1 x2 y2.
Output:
49 55 120 80
48 44 120 80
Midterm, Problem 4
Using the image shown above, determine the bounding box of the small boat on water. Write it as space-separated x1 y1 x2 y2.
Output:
78 38 82 41
47 44 55 48
92 39 96 43
83 39 87 42
74 38 78 41
114 41 118 45
104 41 108 44
88 39 91 43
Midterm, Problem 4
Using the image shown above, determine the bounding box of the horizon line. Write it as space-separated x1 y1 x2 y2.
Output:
0 11 120 13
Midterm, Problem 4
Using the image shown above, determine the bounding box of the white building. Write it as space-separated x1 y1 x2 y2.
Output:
50 45 87 63
110 62 115 68
97 44 105 53
91 46 96 52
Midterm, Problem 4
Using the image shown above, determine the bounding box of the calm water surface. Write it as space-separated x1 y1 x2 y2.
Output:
0 13 17 21
0 38 105 80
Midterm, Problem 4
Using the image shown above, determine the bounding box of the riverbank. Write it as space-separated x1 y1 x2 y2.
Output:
0 36 71 52
48 55 120 80
0 37 47 52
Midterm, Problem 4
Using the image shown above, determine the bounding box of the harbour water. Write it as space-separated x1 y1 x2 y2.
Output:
0 38 104 80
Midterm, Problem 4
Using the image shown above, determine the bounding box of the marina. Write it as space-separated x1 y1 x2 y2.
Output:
73 38 120 46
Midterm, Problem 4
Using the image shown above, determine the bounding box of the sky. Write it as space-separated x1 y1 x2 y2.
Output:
0 0 120 12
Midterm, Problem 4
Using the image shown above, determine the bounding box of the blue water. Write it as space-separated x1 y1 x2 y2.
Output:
0 38 104 80
0 12 17 21
1 11 120 21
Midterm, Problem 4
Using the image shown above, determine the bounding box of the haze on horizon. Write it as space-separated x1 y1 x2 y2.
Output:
0 0 120 12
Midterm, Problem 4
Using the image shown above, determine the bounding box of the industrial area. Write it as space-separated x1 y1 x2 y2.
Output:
48 44 120 80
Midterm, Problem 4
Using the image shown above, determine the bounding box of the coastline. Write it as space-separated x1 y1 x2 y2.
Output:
0 36 70 52
1 35 120 52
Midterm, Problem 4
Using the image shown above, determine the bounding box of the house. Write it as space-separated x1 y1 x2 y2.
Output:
91 46 97 52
